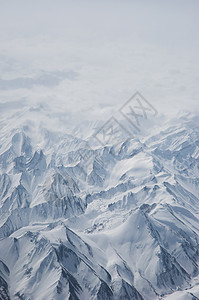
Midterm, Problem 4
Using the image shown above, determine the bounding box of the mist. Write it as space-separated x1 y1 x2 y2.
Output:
0 0 199 128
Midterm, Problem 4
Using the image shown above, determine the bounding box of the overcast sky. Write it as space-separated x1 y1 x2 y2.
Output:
0 0 199 131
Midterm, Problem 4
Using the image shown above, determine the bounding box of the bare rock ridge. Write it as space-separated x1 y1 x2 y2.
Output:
0 114 199 299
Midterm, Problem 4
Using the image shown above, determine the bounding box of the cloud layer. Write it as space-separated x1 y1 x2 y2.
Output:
0 0 199 131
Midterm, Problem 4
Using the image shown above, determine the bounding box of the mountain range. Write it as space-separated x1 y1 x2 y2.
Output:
0 110 199 300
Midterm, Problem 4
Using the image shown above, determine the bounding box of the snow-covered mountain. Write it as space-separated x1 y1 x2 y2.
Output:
0 111 199 300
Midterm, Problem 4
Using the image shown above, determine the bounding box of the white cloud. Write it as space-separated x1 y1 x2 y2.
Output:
0 0 199 132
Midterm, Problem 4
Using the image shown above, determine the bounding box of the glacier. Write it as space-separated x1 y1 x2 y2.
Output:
0 112 199 300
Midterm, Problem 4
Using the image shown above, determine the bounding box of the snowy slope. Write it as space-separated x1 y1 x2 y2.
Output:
0 111 199 300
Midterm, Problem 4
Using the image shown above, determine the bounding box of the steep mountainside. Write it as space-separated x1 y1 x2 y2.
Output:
0 113 199 300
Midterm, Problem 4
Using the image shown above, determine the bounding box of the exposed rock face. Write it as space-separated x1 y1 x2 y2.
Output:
0 115 199 299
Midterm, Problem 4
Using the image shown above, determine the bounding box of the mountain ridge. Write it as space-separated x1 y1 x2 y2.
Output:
0 113 199 299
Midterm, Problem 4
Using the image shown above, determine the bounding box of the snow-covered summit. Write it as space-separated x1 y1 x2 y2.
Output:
0 111 199 299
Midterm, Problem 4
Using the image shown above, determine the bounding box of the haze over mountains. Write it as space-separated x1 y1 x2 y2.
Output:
0 0 199 299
